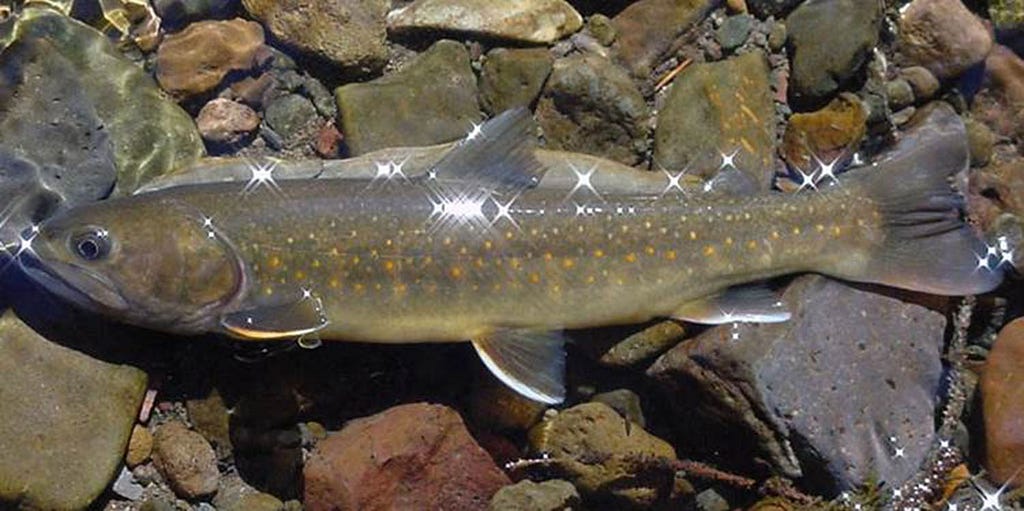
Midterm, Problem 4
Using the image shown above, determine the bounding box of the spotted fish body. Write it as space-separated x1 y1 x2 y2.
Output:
23 107 1005 403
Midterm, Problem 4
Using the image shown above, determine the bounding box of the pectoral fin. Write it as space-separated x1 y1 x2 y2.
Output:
472 330 566 405
673 285 790 324
221 292 329 340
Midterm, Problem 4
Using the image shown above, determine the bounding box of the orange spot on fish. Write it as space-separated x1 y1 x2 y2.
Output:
703 245 716 257
645 246 656 256
593 249 605 258
624 253 637 263
529 273 541 284
562 258 575 270
268 256 282 268
665 250 677 261
383 260 396 273
450 267 463 279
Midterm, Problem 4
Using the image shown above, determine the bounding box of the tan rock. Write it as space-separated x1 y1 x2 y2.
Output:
387 0 582 44
152 421 220 498
125 425 153 467
156 19 264 98
982 318 1024 487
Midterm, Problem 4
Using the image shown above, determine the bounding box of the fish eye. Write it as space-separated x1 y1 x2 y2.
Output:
70 229 111 262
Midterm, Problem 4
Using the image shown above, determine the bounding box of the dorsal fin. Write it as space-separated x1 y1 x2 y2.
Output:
428 108 546 192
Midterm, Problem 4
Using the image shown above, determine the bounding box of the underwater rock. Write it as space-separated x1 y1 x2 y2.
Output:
746 0 803 18
528 402 676 507
489 480 581 511
152 421 221 499
0 7 203 197
125 425 153 468
197 98 260 146
386 0 582 44
716 14 753 52
156 18 264 99
900 66 940 101
990 0 1024 30
780 92 867 171
303 403 509 510
264 93 320 148
243 0 387 75
536 53 650 165
972 45 1024 143
898 0 993 81
479 48 553 115
648 275 947 493
591 389 646 428
0 310 147 510
654 51 776 189
785 0 881 110
981 318 1024 487
185 388 233 458
214 474 285 511
335 39 480 155
153 0 238 27
469 373 548 432
611 0 714 78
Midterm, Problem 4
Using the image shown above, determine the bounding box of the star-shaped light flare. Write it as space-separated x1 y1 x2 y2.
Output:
242 159 283 196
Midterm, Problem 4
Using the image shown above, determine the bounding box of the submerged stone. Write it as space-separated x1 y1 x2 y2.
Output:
0 310 147 510
387 0 583 44
335 40 480 155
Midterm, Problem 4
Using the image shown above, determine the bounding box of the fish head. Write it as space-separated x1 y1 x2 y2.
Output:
25 197 244 333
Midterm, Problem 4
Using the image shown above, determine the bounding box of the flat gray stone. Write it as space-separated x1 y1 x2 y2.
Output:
479 48 553 115
648 275 946 493
0 310 147 510
335 40 480 155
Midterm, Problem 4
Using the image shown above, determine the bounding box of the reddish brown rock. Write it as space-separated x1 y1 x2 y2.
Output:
303 403 510 511
972 45 1024 143
196 98 261 145
156 19 265 98
611 0 715 78
898 0 993 80
982 318 1024 487
781 93 867 172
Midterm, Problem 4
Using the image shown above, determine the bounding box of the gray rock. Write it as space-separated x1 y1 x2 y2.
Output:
335 40 480 155
112 467 145 501
243 0 388 75
214 474 285 511
0 7 202 201
610 0 716 77
653 51 776 189
536 53 650 165
647 275 947 493
264 93 319 146
611 0 715 78
153 0 238 27
786 0 882 109
152 422 221 499
695 489 730 511
489 479 581 511
0 310 147 510
716 14 753 52
387 0 583 44
591 389 646 428
479 48 553 115
886 78 915 110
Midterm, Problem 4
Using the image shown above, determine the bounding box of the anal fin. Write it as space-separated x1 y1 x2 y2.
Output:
221 291 329 340
472 330 566 405
673 285 790 324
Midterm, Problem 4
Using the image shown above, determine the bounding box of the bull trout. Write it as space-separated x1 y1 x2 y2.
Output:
20 108 1004 403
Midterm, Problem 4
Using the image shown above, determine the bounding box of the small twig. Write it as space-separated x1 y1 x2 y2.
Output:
666 459 818 504
655 58 693 92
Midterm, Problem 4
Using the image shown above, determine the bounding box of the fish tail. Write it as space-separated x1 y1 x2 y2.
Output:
836 106 1004 295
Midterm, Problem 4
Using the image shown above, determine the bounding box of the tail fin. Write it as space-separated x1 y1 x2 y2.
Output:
849 103 1003 295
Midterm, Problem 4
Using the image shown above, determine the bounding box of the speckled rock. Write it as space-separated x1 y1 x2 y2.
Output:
335 40 480 155
304 403 510 510
654 51 776 189
214 474 285 511
126 425 153 467
0 310 147 510
243 0 388 74
780 93 867 171
152 422 220 499
972 45 1024 142
786 0 881 109
479 48 553 115
529 402 676 507
899 0 992 81
648 275 948 492
0 7 203 198
965 118 995 167
990 0 1024 29
387 0 582 43
716 14 753 52
611 0 715 78
536 53 650 165
489 480 581 511
981 318 1024 487
264 93 319 146
156 19 264 98
185 388 233 458
197 98 260 145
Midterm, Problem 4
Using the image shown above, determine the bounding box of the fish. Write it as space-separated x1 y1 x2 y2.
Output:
20 106 1005 404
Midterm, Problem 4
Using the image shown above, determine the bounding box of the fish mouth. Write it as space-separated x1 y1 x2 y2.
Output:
21 250 129 313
